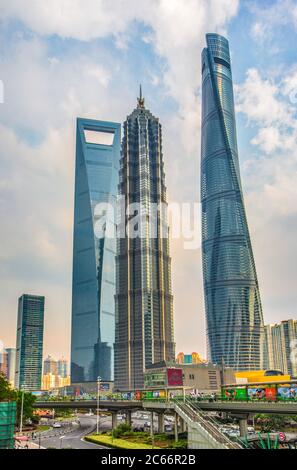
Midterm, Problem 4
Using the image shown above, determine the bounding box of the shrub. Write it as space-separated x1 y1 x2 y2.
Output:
154 433 168 441
171 440 187 449
85 435 157 449
112 423 132 438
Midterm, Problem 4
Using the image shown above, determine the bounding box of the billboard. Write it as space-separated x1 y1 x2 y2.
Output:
265 387 277 401
100 383 110 391
235 388 247 401
222 388 236 400
248 387 266 400
222 387 247 401
277 385 297 401
167 368 183 387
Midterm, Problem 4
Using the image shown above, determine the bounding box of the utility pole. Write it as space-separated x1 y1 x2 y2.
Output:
96 376 101 435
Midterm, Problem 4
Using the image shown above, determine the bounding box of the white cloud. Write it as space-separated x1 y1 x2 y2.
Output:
236 65 297 159
237 66 297 207
249 0 297 42
85 66 111 87
282 66 297 101
236 68 294 127
0 0 239 149
251 127 281 154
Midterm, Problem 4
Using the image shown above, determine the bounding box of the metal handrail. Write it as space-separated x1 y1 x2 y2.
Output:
174 397 242 449
179 402 228 443
187 398 243 449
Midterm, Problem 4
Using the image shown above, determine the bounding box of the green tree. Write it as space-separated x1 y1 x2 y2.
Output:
0 373 36 427
255 414 286 432
0 373 14 400
15 391 36 427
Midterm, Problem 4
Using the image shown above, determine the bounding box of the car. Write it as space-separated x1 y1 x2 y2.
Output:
52 422 62 428
227 430 240 438
164 424 173 432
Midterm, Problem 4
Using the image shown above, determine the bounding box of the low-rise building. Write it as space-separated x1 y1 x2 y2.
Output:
144 361 235 393
42 372 71 390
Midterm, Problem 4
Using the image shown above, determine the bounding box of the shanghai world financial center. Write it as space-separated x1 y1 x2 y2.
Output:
71 34 264 387
71 119 120 383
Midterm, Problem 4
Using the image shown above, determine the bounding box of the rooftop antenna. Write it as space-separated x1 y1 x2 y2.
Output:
137 84 145 108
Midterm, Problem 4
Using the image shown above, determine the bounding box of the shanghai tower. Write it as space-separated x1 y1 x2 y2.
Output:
201 34 264 370
114 89 175 390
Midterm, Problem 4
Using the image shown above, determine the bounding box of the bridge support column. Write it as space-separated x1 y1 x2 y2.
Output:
179 416 185 433
239 417 248 438
174 412 178 442
230 413 249 438
112 412 117 430
157 412 164 433
126 410 132 427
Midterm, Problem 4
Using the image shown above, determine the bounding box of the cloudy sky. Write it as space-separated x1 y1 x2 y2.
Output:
0 0 297 362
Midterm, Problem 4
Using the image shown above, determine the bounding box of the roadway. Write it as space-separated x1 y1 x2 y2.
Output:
33 416 108 449
32 413 167 449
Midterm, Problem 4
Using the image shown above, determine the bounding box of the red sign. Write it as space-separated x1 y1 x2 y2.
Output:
167 368 183 387
265 387 277 401
279 432 286 442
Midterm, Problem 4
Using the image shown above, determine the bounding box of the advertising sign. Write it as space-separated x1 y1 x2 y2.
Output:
167 368 183 387
235 388 247 401
248 387 266 400
223 388 236 400
100 383 110 391
265 387 277 401
277 385 297 401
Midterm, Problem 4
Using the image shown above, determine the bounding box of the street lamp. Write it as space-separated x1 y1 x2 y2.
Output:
20 389 25 434
96 376 101 435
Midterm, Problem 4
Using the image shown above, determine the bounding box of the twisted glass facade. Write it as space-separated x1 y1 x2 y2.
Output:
201 34 264 370
71 118 120 383
114 93 175 390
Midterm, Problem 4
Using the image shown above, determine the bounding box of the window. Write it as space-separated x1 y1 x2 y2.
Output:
214 57 230 69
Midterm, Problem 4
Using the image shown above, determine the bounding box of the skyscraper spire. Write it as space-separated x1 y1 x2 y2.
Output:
137 84 145 108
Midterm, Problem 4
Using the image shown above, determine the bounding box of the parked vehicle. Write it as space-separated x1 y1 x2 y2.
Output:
52 422 62 428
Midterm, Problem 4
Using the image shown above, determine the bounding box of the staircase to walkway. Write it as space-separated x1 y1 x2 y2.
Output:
174 398 242 449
